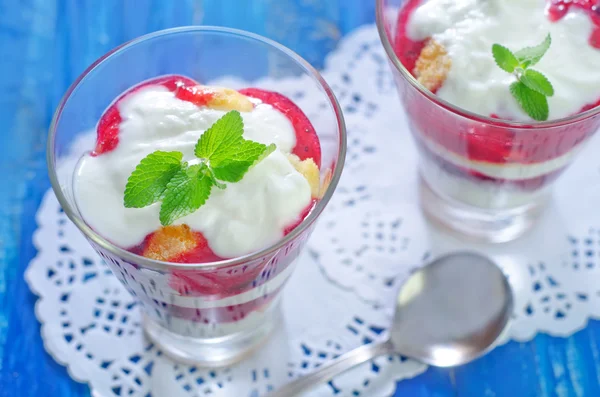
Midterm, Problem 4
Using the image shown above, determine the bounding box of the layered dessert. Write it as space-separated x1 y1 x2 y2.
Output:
74 75 323 336
394 0 600 208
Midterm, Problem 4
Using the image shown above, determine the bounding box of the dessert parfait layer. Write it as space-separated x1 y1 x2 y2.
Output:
75 75 323 336
395 0 600 208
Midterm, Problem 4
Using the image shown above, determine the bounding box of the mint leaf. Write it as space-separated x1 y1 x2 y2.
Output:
510 81 549 121
520 69 554 97
124 110 278 226
124 151 183 208
206 167 227 189
492 44 519 73
195 110 244 165
159 164 213 225
195 111 276 182
492 34 554 121
253 143 276 165
514 34 551 68
212 142 276 182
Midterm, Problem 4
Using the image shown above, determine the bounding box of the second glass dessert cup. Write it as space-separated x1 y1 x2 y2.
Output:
377 0 600 242
47 27 346 366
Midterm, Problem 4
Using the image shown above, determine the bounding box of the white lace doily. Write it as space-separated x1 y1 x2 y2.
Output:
26 25 600 396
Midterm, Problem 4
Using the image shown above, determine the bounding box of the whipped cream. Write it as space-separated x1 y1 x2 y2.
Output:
74 86 312 258
407 0 600 121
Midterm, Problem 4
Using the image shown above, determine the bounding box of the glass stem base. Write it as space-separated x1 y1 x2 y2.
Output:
419 175 548 243
143 303 280 367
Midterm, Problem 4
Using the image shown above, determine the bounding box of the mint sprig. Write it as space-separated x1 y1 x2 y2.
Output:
195 111 276 182
509 82 548 122
160 164 213 225
123 151 183 208
124 110 275 226
492 34 554 121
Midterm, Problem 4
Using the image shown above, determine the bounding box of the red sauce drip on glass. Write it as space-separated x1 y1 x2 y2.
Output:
239 88 322 167
393 0 427 74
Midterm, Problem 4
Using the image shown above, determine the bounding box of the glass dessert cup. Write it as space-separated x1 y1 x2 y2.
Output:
376 0 600 243
47 27 346 367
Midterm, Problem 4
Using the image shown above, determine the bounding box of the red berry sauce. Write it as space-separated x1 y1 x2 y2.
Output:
239 88 322 167
393 0 428 81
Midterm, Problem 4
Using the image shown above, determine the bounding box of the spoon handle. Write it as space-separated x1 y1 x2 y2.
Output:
267 340 395 397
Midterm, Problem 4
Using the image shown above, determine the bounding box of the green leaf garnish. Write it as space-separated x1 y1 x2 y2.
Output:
212 141 276 182
492 34 554 121
520 69 554 97
159 164 213 226
124 151 183 208
510 82 549 122
206 167 227 190
492 44 519 73
514 34 551 68
124 110 275 225
194 111 245 165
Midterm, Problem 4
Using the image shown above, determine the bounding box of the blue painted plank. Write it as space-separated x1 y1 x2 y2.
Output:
454 341 542 397
0 0 92 394
534 329 600 397
393 367 455 397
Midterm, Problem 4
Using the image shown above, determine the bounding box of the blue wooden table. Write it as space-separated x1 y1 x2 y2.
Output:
1 1 600 395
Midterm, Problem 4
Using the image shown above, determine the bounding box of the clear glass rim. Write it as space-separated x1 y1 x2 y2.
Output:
375 0 600 128
47 26 347 271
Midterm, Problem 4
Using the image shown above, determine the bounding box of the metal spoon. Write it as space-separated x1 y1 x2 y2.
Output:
268 252 513 397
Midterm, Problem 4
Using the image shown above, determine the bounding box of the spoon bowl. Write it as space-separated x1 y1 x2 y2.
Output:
268 251 513 396
391 252 512 367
